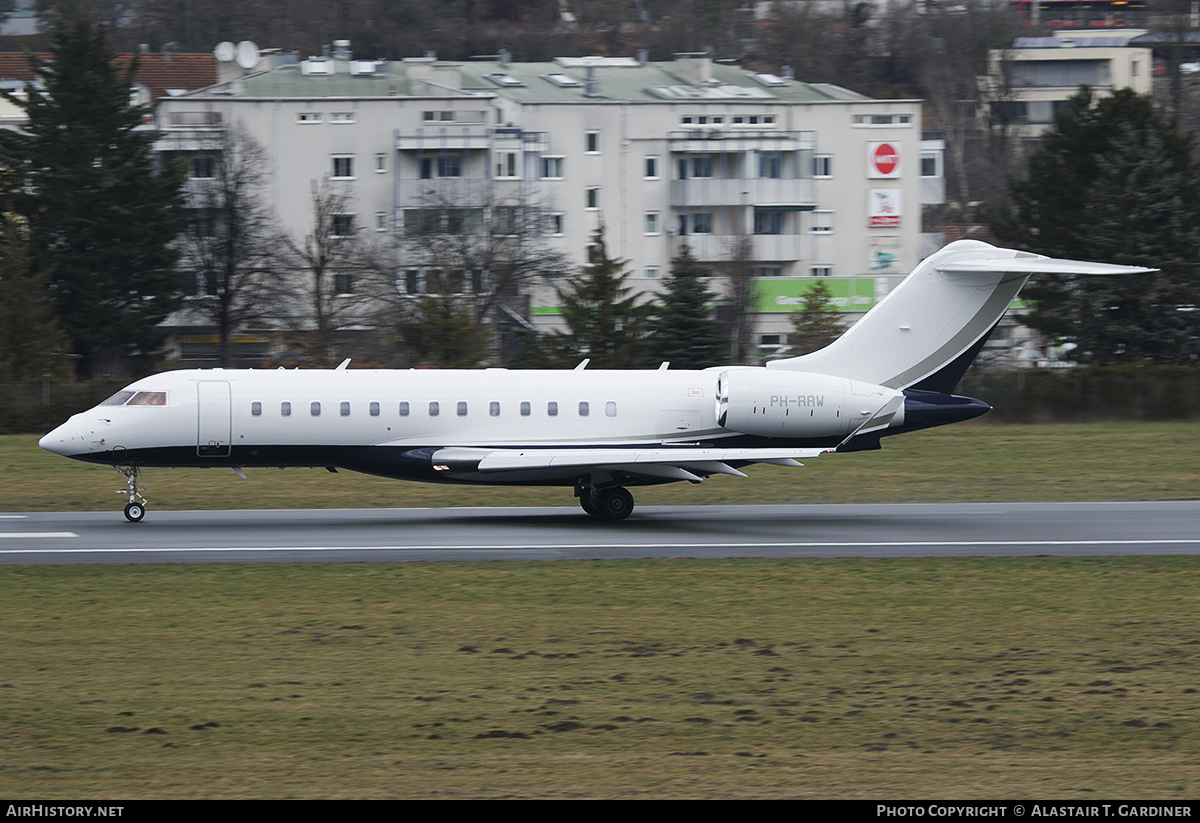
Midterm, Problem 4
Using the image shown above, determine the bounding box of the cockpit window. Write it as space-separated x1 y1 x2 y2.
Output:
100 391 135 406
127 391 167 406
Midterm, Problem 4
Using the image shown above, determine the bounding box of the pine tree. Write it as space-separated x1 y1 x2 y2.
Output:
643 243 724 369
552 227 648 369
788 280 844 355
993 87 1200 364
0 15 185 377
0 216 67 382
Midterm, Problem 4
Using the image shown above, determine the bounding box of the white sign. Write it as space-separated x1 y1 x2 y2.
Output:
868 188 902 227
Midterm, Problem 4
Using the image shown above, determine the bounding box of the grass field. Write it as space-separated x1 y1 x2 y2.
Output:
3 558 1200 799
6 421 1200 511
4 422 1200 798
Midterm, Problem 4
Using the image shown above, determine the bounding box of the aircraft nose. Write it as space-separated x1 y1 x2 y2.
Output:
39 423 79 457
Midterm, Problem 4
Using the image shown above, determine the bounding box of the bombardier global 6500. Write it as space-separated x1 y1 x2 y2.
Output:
39 240 1153 521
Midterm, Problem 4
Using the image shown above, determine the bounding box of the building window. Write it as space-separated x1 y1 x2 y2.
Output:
330 112 355 123
494 150 518 179
691 212 712 234
375 153 387 172
921 152 940 177
646 266 659 279
757 266 783 277
811 210 834 234
192 154 216 179
811 265 833 277
813 155 833 178
334 272 354 294
644 212 659 235
331 155 354 179
644 156 659 179
586 187 600 210
332 214 355 237
297 112 321 123
586 130 600 153
754 210 782 235
759 151 782 179
541 156 564 179
420 153 462 179
376 212 388 231
547 213 564 235
423 110 455 121
853 113 912 126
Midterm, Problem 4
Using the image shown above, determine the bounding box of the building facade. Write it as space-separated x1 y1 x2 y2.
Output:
155 49 939 362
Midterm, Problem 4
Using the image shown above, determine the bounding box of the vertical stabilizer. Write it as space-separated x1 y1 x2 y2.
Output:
766 240 1155 390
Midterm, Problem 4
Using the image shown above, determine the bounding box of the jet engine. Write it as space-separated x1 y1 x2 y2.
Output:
716 369 905 439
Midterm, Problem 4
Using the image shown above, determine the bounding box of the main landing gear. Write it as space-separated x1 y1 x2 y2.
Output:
576 484 634 521
115 466 147 522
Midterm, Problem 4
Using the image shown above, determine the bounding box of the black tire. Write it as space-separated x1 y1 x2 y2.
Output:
580 490 601 517
124 502 145 522
598 487 634 521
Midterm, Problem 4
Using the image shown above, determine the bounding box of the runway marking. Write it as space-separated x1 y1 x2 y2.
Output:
4 538 1200 555
0 532 78 539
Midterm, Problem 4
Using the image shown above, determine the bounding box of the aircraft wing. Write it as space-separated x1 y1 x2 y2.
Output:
431 446 831 483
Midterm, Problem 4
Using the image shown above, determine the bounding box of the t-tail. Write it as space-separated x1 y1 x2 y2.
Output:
767 239 1156 449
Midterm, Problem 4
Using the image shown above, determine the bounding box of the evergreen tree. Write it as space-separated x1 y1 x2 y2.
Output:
0 216 67 382
552 227 648 368
993 87 1200 364
0 15 185 377
788 280 844 355
644 243 724 369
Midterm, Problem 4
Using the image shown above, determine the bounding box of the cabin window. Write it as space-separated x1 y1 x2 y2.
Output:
101 390 135 406
340 401 351 417
399 401 410 416
429 401 439 416
457 401 468 416
489 401 500 417
520 401 531 416
251 401 262 416
547 401 558 416
311 402 321 416
579 401 589 417
127 391 167 406
369 401 380 416
605 401 617 417
281 401 291 417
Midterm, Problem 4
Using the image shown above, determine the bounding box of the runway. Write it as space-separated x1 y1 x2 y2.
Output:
3 500 1200 564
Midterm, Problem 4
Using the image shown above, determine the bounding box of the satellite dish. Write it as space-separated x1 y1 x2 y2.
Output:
235 41 260 70
214 41 236 62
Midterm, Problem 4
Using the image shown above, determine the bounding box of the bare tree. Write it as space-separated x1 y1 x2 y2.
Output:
722 232 757 365
173 124 285 366
286 179 392 365
395 186 568 364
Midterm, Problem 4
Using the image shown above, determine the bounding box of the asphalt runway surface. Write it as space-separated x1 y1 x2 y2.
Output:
2 500 1200 564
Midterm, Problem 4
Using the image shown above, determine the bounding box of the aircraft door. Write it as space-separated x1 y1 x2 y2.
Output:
197 381 232 457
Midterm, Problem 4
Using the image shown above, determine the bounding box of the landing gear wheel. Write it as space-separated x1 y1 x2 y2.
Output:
124 501 145 522
598 487 634 521
579 490 600 517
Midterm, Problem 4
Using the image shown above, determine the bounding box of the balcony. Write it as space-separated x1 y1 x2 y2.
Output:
670 177 814 209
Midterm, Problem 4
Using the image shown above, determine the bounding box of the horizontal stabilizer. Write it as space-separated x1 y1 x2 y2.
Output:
937 258 1156 277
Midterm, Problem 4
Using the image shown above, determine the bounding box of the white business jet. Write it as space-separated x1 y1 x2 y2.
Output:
40 240 1152 521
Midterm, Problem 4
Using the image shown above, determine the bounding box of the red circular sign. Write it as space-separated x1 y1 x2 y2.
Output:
873 143 899 175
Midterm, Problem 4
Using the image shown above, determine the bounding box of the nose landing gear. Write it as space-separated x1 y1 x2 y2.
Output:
115 466 148 522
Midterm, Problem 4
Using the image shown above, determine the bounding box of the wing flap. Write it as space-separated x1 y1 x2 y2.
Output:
444 447 830 474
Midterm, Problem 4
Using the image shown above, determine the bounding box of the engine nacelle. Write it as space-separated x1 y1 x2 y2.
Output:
716 369 905 439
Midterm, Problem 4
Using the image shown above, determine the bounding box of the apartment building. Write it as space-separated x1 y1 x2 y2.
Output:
155 49 938 360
